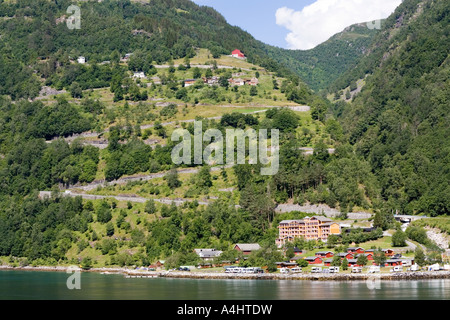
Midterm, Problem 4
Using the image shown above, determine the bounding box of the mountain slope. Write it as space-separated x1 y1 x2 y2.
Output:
265 23 379 92
333 0 450 216
0 0 305 100
0 0 380 99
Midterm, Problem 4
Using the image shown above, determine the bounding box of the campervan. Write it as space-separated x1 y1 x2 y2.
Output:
311 267 322 273
390 266 403 272
351 267 362 273
291 267 302 273
368 266 380 273
244 267 256 273
280 268 290 274
329 266 340 273
428 264 440 271
224 266 236 273
408 264 419 272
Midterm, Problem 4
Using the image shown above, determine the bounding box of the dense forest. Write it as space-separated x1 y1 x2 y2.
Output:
330 0 449 216
0 0 448 268
265 23 379 92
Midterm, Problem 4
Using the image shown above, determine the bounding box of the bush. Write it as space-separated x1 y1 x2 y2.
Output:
405 225 429 246
81 257 93 270
145 199 157 214
392 229 407 247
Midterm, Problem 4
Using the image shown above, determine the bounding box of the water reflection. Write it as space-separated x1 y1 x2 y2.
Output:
1 271 449 300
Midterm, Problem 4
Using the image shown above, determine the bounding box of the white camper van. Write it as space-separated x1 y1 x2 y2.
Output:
329 266 340 273
390 266 403 272
311 267 322 273
351 267 362 273
408 264 419 272
428 264 440 271
368 266 380 273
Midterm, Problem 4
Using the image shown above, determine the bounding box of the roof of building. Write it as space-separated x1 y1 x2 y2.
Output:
386 259 402 263
234 243 261 251
276 262 298 266
194 249 222 258
279 216 334 225
305 256 322 261
338 252 353 257
316 251 333 255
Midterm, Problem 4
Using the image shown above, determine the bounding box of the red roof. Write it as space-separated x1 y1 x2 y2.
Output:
232 49 245 57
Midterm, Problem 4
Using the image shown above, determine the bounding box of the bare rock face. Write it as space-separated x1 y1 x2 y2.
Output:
425 227 449 250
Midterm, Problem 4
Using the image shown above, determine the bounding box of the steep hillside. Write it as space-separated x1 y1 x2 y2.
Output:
0 0 301 99
266 23 379 92
0 0 335 267
331 0 449 216
0 0 379 99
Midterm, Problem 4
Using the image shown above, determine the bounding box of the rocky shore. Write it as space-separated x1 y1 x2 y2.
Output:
2 265 450 281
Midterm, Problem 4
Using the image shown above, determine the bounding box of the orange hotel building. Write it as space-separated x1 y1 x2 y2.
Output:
276 216 341 247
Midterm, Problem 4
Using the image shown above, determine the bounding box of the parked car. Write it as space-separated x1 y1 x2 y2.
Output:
178 267 190 271
291 267 302 273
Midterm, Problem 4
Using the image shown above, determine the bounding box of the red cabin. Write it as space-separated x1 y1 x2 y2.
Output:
315 251 334 258
305 256 323 264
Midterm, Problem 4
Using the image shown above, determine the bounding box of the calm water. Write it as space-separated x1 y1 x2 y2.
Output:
1 270 449 300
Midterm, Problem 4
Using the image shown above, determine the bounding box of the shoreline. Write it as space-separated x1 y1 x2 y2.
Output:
2 265 450 281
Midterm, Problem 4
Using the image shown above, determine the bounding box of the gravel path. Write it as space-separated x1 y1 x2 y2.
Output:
39 190 210 206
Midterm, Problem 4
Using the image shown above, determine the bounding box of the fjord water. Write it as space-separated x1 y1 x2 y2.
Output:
1 270 449 300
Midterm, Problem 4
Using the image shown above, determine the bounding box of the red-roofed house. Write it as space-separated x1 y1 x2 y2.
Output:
231 49 245 59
